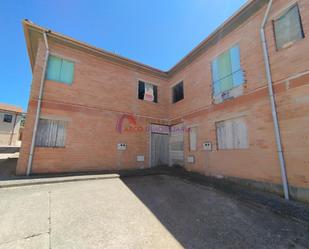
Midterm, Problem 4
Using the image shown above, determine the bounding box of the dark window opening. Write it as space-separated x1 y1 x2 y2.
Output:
3 114 13 123
172 81 184 103
138 80 158 103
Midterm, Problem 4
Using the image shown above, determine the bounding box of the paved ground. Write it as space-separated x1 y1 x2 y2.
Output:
0 175 308 249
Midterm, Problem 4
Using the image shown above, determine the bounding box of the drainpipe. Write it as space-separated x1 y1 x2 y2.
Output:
26 31 50 176
260 0 289 200
9 113 18 145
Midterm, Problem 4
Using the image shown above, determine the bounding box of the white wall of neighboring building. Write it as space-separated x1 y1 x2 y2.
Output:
0 111 22 146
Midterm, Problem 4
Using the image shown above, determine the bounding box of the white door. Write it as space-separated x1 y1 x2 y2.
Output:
151 133 169 167
150 124 169 167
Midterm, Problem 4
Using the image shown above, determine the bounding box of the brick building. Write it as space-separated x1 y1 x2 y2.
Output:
17 0 309 202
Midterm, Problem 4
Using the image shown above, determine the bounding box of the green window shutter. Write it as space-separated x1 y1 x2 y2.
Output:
212 44 244 96
46 55 62 81
230 45 244 87
211 59 220 96
60 59 74 84
218 50 233 92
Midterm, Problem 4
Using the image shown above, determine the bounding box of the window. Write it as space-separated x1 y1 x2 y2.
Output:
211 45 244 97
216 117 248 149
3 114 13 123
189 127 197 151
172 81 184 103
46 55 74 84
35 119 67 147
138 81 158 103
274 4 304 49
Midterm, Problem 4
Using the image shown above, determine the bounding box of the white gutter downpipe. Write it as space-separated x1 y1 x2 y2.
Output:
260 0 289 200
26 31 50 176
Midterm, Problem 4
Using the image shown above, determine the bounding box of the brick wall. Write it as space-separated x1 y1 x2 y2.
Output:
17 0 309 193
166 0 309 190
17 40 169 174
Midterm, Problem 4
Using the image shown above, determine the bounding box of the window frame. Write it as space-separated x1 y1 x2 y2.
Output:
137 80 158 103
46 55 75 85
172 81 184 104
35 118 67 148
272 3 305 50
215 117 248 150
210 44 244 98
3 114 13 123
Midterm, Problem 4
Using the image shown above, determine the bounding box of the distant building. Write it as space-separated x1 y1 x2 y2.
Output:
0 103 23 146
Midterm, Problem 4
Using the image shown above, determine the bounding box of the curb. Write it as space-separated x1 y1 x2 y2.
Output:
0 174 120 188
0 167 170 189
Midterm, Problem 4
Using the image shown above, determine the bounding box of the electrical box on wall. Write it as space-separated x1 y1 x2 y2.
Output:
203 141 212 151
117 143 127 150
136 155 144 162
187 156 195 163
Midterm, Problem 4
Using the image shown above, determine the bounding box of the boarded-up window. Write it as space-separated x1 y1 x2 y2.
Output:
35 119 67 147
274 4 304 49
46 55 74 84
216 117 248 149
138 81 158 103
189 127 197 151
211 45 244 97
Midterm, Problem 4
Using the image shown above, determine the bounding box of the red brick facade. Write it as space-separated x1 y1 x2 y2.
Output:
18 0 309 201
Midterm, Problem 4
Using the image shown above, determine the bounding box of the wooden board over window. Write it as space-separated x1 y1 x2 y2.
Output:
216 117 248 150
273 4 304 49
35 119 67 147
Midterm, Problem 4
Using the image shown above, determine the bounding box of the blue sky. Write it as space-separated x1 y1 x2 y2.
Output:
0 0 246 111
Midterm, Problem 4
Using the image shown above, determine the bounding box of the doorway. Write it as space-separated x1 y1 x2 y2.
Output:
151 133 169 167
150 123 184 167
150 124 169 167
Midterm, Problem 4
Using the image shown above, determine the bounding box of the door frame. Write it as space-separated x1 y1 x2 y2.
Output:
149 124 170 168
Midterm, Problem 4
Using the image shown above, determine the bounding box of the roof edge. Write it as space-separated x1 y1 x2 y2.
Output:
0 103 23 113
23 20 168 79
167 0 268 75
23 0 268 79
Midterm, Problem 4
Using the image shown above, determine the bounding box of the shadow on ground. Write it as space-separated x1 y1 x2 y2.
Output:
122 175 309 249
0 158 18 180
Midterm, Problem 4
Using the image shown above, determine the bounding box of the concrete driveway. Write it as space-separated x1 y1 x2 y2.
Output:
0 175 308 249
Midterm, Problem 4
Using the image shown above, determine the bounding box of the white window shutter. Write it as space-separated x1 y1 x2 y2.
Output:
217 122 227 149
189 127 197 151
216 117 248 150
